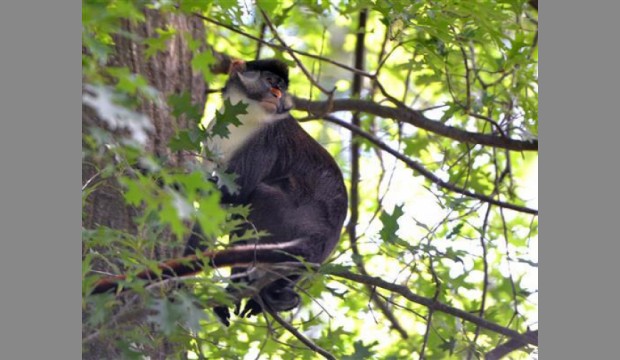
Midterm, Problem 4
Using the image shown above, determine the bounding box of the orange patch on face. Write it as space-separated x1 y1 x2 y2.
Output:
270 88 282 98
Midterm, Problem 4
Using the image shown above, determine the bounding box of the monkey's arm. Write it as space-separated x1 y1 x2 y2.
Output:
218 136 278 204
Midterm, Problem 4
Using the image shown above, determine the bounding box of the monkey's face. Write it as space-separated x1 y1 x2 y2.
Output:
227 60 293 115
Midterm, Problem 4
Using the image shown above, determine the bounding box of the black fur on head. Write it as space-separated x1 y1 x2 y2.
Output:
244 59 289 87
224 58 293 115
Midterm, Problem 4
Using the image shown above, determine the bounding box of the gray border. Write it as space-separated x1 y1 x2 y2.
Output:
0 2 78 358
542 0 619 358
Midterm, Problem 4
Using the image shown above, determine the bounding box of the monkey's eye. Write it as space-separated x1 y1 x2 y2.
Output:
265 76 278 87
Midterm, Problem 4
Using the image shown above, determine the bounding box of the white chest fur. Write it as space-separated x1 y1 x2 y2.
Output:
206 89 286 164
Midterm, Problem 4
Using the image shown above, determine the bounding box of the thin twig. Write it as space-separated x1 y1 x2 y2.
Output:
456 36 472 110
259 9 334 95
255 22 267 60
317 115 539 215
267 309 336 360
468 112 508 138
420 258 441 358
485 330 538 360
326 268 538 347
468 203 492 360
194 13 373 77
500 206 520 315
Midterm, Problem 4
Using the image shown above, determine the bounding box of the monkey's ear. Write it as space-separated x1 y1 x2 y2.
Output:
228 59 246 74
237 70 261 89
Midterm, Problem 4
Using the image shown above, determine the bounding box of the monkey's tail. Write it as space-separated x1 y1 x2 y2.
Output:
89 239 305 295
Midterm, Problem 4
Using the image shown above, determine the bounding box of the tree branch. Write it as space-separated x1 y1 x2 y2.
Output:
194 13 373 78
468 204 492 360
88 257 537 349
197 12 537 154
341 11 410 339
294 97 537 152
316 115 538 215
348 8 367 246
325 268 538 347
267 309 336 360
199 16 537 154
84 264 311 344
259 9 334 95
485 330 538 360
255 22 267 60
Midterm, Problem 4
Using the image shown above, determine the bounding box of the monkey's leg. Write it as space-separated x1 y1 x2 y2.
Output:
183 223 207 256
184 222 251 326
213 266 250 326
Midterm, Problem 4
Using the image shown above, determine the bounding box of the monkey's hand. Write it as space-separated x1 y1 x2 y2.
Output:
239 298 264 318
213 306 232 327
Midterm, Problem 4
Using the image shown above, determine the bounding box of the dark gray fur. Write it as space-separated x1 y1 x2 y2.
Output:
186 59 347 325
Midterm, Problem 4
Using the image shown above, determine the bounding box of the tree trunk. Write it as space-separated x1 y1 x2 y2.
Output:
82 10 206 359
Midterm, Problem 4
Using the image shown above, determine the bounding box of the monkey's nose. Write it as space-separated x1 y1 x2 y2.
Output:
270 88 282 99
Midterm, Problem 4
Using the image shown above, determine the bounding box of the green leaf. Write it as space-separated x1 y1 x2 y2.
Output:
178 0 214 13
446 223 464 239
213 169 240 195
444 247 466 264
439 336 457 355
106 67 156 98
147 298 185 336
271 4 295 26
342 341 378 360
196 194 226 237
121 176 147 206
404 135 430 158
379 204 404 244
108 0 145 22
175 292 210 333
168 92 203 122
159 191 187 239
118 341 145 360
191 50 216 82
169 129 202 152
210 99 248 139
144 26 176 58
440 104 459 122
257 0 280 14
173 170 213 197
85 295 113 327
320 263 351 274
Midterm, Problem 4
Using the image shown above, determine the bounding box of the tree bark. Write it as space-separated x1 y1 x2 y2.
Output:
82 9 206 359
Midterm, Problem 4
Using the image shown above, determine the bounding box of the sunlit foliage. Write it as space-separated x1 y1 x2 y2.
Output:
83 0 538 359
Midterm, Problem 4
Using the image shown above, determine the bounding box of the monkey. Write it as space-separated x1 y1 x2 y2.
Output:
91 59 348 327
